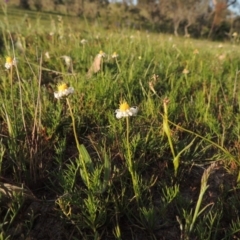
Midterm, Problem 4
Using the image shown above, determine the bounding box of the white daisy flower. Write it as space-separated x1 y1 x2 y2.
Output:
97 50 106 58
5 57 17 69
45 52 50 59
61 55 72 67
111 52 119 59
115 101 139 119
80 39 87 44
54 83 74 99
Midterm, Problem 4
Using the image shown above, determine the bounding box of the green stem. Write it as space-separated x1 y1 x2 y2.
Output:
189 164 214 233
162 100 175 158
10 66 15 121
115 59 121 73
66 98 80 147
66 97 90 188
126 117 131 167
126 117 139 202
163 115 176 158
168 119 235 161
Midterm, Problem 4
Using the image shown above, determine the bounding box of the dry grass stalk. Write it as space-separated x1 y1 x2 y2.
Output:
0 182 37 201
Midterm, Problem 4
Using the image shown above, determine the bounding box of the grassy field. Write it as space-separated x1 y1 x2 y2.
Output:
1 4 240 240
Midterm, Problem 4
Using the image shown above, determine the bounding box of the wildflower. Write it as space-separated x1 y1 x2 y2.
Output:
54 82 74 99
97 50 106 58
80 39 87 44
15 37 25 53
115 101 138 119
45 52 50 59
61 55 72 67
111 52 119 59
182 68 189 75
5 57 17 69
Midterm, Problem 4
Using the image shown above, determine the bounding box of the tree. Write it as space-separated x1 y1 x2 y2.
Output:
208 0 237 38
159 0 210 36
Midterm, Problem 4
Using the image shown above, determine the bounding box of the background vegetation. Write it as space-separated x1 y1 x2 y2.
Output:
1 1 240 239
4 0 240 40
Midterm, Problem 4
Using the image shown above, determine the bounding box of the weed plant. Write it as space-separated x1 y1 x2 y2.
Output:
1 3 240 240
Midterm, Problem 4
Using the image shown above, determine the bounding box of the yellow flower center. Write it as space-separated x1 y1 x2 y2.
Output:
6 57 13 63
57 83 68 91
119 101 130 111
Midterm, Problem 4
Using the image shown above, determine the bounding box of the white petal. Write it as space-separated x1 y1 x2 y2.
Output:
115 109 136 118
5 63 12 69
54 87 74 99
115 110 122 119
130 106 139 116
68 87 74 94
116 113 123 119
54 92 61 99
126 109 133 116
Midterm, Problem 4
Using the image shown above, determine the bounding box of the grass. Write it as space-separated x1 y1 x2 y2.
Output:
1 4 240 240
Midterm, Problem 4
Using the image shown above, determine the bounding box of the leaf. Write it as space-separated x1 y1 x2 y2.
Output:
101 151 111 193
79 144 94 172
174 137 197 176
78 144 93 188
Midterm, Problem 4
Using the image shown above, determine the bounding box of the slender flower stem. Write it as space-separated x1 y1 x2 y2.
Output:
10 66 14 114
126 117 131 168
10 65 13 96
66 97 90 188
126 117 139 202
66 98 80 147
9 66 16 135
